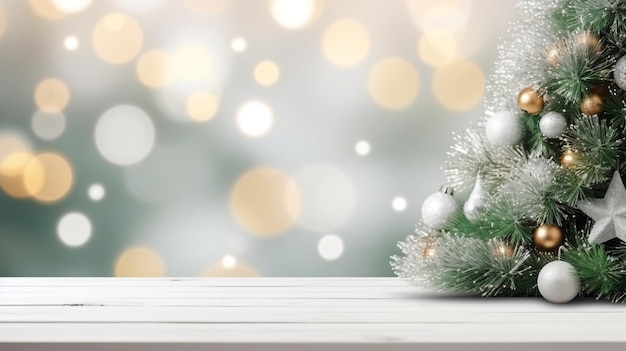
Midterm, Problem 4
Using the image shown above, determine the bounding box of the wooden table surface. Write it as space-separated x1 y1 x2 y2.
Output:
0 277 624 350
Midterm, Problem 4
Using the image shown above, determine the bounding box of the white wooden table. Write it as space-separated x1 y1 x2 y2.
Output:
0 277 624 350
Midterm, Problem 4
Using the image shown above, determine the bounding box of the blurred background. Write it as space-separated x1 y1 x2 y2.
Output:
0 0 517 277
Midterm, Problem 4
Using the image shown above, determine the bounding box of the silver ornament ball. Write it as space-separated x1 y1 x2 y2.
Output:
614 55 626 91
421 190 458 230
539 111 567 138
485 111 523 147
537 261 580 304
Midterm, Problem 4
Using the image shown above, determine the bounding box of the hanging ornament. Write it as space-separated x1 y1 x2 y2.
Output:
485 111 523 147
539 111 567 138
517 86 544 115
559 149 578 168
463 175 487 222
421 187 458 230
614 56 626 91
532 224 564 251
578 170 626 244
580 93 603 115
537 260 580 303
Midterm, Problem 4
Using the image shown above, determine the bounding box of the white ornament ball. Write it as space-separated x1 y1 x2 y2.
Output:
537 261 580 304
614 55 626 91
485 111 523 147
539 112 567 138
421 190 458 230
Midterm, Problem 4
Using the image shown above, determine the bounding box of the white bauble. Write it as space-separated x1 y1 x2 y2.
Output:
485 111 523 147
537 261 580 304
421 190 458 230
614 56 626 91
539 112 567 138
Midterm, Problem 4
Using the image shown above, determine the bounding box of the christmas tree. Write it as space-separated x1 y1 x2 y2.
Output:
392 0 626 303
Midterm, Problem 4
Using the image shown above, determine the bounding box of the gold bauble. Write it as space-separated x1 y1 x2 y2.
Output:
533 224 564 251
560 149 578 169
517 86 544 115
580 93 603 115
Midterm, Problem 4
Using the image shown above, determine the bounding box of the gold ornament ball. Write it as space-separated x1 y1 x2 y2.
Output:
580 93 603 115
533 224 564 251
560 149 578 169
517 86 544 115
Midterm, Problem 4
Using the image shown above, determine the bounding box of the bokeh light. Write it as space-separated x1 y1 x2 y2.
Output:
271 0 316 30
174 45 212 82
407 0 472 33
111 0 165 13
202 257 259 277
322 18 370 67
0 152 35 199
63 36 79 51
34 78 70 114
355 140 370 156
318 234 344 261
231 37 247 52
51 0 92 14
0 132 32 163
182 0 230 15
31 110 66 140
88 183 105 201
368 57 419 110
392 196 407 212
23 152 74 203
433 59 484 111
114 247 165 277
57 212 92 247
236 100 274 138
136 50 175 88
230 168 300 237
92 13 143 64
186 90 219 122
29 0 66 20
294 164 355 232
418 32 457 67
254 60 280 86
95 105 156 166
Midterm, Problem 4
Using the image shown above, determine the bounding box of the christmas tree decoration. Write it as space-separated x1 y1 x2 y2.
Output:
421 187 458 230
392 0 626 303
614 56 626 91
517 86 544 115
537 260 580 303
463 175 487 222
532 224 564 251
485 111 523 147
539 111 567 138
578 171 626 244
579 93 603 115
559 149 578 168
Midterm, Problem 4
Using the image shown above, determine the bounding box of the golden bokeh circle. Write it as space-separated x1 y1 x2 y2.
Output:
92 13 143 64
182 0 230 15
114 247 165 277
432 59 484 111
254 60 280 86
368 57 419 110
201 260 260 277
29 0 66 20
174 45 212 82
23 152 74 203
136 50 175 88
34 78 70 114
230 168 300 237
418 32 457 67
0 152 34 199
322 18 370 67
186 91 219 122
